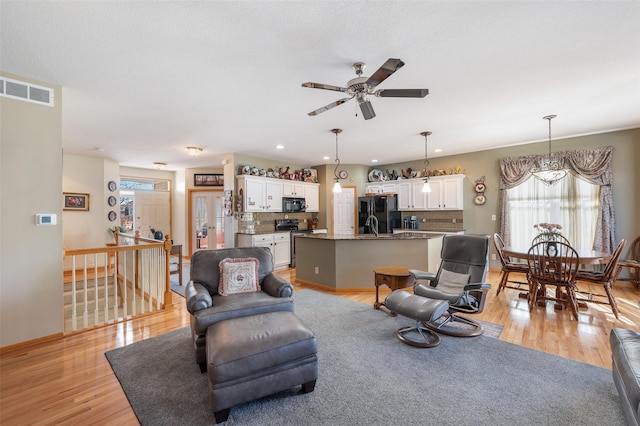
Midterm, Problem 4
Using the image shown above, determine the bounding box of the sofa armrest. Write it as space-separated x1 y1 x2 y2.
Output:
261 273 293 298
185 282 213 314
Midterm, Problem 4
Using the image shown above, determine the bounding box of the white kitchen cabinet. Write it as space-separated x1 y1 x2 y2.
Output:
397 180 427 210
237 176 283 212
282 181 306 197
426 175 464 210
236 232 291 270
397 181 412 210
237 176 319 213
365 183 397 194
397 175 464 211
303 183 320 212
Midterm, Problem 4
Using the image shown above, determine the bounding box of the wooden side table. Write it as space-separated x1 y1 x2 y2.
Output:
374 266 414 316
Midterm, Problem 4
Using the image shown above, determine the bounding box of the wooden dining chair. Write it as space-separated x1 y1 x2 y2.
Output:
616 236 640 289
527 241 580 320
531 233 571 246
493 233 529 295
575 239 626 319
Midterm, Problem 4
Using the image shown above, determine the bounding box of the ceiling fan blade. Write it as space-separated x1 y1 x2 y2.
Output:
359 100 376 120
376 88 429 98
307 96 353 116
301 82 348 92
365 58 405 88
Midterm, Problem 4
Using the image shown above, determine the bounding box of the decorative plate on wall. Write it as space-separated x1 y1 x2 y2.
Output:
108 195 117 207
108 181 117 192
108 211 117 221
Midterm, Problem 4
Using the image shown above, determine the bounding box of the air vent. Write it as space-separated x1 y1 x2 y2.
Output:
0 77 54 107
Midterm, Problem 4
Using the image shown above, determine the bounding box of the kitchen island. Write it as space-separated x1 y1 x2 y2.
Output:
295 233 444 291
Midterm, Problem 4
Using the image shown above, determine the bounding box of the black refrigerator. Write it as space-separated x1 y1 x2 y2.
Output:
358 195 402 234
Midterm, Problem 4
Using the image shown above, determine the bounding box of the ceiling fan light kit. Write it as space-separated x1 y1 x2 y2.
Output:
302 58 429 120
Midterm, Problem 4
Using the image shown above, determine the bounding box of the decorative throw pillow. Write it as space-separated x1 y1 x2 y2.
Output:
437 268 471 292
219 257 260 296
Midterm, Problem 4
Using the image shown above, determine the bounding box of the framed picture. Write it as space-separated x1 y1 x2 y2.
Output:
63 192 90 211
194 173 224 187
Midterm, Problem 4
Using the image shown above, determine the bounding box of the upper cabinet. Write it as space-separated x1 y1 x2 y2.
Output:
282 182 307 197
397 174 464 211
365 183 397 195
426 175 464 210
238 176 283 212
303 184 320 212
237 175 319 213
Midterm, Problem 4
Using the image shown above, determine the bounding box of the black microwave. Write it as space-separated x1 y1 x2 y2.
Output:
283 197 306 213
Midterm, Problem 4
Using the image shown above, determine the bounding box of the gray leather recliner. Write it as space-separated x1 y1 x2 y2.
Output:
610 328 640 426
184 247 294 372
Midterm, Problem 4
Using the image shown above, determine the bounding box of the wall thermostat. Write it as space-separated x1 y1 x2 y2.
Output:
35 213 57 226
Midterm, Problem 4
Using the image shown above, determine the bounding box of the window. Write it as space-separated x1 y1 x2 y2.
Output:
506 173 600 251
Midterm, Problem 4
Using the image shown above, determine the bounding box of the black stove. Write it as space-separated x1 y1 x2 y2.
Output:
275 219 299 231
275 219 313 267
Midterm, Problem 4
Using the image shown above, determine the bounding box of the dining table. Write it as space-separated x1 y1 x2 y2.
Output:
502 245 613 311
503 246 612 265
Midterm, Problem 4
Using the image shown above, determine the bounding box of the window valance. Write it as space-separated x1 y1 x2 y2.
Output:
498 146 615 251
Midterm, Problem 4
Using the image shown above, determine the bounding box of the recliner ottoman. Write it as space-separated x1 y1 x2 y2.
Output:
206 311 318 424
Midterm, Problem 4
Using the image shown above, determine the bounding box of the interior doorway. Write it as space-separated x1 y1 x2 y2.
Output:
333 186 356 234
190 190 225 254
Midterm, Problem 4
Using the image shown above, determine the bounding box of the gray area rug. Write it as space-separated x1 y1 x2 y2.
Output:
105 289 625 426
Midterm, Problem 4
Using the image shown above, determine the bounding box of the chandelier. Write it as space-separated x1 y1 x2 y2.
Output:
531 114 566 186
420 131 432 193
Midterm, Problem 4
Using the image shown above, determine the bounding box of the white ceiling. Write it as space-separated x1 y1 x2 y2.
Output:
2 1 639 171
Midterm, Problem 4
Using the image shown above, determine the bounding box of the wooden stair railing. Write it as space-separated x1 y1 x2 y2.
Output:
63 230 173 334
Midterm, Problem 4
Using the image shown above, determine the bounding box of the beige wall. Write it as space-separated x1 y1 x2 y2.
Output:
1 73 63 347
63 154 121 249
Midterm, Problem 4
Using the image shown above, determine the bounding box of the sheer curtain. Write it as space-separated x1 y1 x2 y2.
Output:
506 174 600 251
498 146 615 252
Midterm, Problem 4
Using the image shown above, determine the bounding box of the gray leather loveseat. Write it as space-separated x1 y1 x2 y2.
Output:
185 247 294 372
610 328 640 426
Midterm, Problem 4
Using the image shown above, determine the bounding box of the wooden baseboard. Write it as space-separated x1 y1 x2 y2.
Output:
294 279 376 293
0 332 63 355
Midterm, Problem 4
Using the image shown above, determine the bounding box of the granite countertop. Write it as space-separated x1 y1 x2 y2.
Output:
392 229 465 235
296 233 443 241
236 230 292 235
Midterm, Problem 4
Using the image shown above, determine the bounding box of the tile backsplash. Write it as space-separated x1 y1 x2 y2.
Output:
237 212 316 234
400 210 463 232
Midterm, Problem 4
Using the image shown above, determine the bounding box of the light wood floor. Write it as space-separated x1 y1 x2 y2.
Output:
1 269 638 425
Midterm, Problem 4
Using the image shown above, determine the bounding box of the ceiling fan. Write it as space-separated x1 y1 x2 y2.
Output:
302 58 429 120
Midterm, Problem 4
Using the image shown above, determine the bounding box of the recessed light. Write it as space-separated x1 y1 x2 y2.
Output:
322 156 330 160
276 145 284 150
371 159 378 163
434 148 442 153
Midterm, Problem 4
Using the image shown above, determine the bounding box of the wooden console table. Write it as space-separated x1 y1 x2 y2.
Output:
170 244 183 285
373 266 414 316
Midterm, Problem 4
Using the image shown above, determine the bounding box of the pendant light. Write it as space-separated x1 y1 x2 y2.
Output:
420 131 432 193
332 128 343 193
531 114 566 186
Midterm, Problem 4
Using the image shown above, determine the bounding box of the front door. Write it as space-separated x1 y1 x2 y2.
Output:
191 190 224 254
